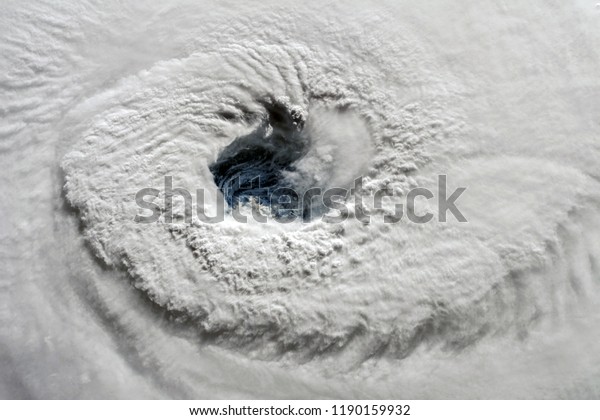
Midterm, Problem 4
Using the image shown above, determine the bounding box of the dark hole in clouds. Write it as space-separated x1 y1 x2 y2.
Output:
210 100 311 220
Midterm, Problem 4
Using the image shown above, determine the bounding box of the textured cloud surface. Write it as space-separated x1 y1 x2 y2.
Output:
2 0 600 398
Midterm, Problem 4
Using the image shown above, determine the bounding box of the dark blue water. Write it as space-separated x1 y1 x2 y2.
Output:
210 101 309 220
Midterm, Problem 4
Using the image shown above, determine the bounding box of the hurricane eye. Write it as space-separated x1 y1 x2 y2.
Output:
209 101 309 220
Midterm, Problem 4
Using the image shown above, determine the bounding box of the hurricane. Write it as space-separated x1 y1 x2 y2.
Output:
2 0 600 399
